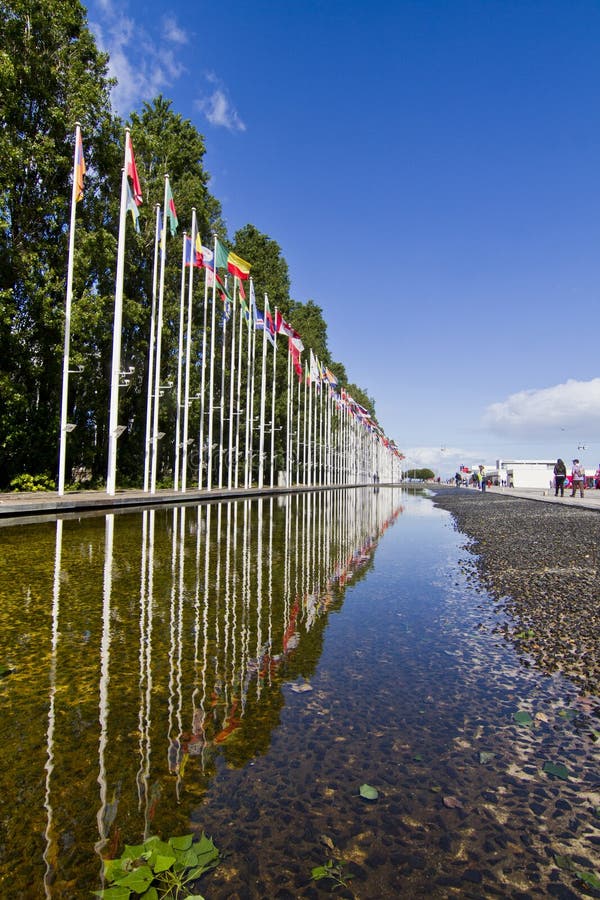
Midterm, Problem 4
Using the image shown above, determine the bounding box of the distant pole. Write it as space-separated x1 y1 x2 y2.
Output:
143 205 161 492
58 123 83 496
181 209 197 492
106 136 131 495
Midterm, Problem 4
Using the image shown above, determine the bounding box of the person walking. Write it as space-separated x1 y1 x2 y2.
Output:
478 464 486 492
570 458 585 498
553 458 567 497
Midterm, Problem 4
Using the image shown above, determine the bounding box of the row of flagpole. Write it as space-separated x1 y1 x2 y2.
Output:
59 126 404 496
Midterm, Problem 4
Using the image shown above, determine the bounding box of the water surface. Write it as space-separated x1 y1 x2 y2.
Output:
0 489 598 898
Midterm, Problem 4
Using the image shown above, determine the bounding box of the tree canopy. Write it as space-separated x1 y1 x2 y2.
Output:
0 0 381 488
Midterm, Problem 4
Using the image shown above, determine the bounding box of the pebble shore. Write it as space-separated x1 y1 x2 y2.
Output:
431 487 600 699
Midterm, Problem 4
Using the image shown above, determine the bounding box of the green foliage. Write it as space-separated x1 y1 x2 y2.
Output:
0 5 383 488
405 468 434 481
9 472 55 492
93 832 220 899
311 858 353 891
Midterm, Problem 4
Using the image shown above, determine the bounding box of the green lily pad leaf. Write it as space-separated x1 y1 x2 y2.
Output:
139 888 159 900
554 855 575 871
169 834 193 851
152 853 176 874
513 710 533 726
119 865 154 891
479 751 496 764
121 843 146 860
103 857 129 883
359 783 379 800
543 761 570 780
576 870 600 889
92 887 131 899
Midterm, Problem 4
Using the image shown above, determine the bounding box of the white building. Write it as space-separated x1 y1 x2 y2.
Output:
496 459 555 489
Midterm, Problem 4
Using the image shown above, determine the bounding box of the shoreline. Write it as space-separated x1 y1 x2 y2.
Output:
430 487 600 700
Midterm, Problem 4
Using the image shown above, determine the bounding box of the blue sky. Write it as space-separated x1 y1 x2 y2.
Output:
87 0 600 476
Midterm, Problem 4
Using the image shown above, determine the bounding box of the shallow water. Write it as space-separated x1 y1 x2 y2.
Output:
0 488 598 898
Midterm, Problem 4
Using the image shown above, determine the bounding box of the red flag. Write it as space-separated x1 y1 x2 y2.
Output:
125 132 143 205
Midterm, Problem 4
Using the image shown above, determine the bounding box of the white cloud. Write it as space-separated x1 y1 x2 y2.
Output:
196 74 246 132
162 14 188 45
482 378 600 434
402 445 484 475
88 1 187 114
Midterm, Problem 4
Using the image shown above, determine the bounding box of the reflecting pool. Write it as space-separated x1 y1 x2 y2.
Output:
0 489 598 898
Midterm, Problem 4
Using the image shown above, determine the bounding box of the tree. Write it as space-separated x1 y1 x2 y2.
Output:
0 0 116 486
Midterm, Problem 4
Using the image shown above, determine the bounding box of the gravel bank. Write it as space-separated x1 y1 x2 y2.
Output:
430 487 600 698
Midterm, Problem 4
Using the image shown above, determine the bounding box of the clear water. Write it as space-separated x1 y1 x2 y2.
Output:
0 489 598 898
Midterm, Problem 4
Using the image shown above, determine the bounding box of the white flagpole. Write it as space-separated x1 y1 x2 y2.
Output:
234 286 245 488
257 295 268 488
206 235 218 490
150 175 171 494
106 130 131 496
173 230 187 491
143 205 161 492
307 359 313 487
58 123 82 496
245 284 257 488
227 278 238 489
269 311 277 488
181 209 197 492
285 345 292 487
218 282 228 489
197 265 209 488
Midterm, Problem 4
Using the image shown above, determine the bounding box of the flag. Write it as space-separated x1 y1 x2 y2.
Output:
254 298 275 345
215 240 229 270
166 181 178 235
125 132 143 205
288 337 303 380
264 295 275 338
74 127 85 202
126 180 140 232
324 366 338 387
200 244 214 270
227 251 251 280
309 350 320 384
235 275 246 301
184 235 202 267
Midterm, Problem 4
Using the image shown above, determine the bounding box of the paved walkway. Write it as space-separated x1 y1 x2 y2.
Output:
449 483 600 511
2 482 600 524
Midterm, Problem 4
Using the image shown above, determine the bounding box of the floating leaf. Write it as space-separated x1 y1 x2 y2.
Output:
359 783 379 800
443 795 463 809
413 753 423 762
320 834 335 851
553 855 574 871
558 708 576 720
429 784 442 793
513 711 533 726
92 887 131 899
543 761 570 780
290 681 313 693
576 870 600 889
169 834 193 851
479 751 496 765
117 865 154 891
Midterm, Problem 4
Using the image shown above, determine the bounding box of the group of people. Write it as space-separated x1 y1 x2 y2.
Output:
553 458 588 498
